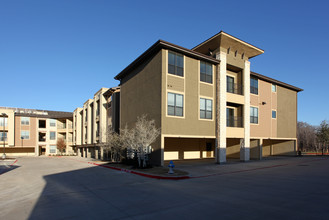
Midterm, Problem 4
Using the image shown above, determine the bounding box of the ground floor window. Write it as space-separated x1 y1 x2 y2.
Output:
49 145 57 154
21 130 30 139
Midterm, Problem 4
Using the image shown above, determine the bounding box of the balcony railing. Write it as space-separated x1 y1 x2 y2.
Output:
58 124 66 129
227 116 243 128
227 83 243 95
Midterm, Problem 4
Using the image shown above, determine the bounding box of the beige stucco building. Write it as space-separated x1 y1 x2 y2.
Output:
73 87 120 159
114 31 302 166
0 107 73 157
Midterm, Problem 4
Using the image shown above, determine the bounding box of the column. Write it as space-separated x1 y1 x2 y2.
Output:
259 139 263 160
215 51 227 164
241 60 250 161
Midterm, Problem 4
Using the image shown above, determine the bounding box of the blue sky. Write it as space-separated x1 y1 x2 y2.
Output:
0 0 328 125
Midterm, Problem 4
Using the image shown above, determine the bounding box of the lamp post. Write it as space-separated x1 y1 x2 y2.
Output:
21 137 24 147
2 113 8 159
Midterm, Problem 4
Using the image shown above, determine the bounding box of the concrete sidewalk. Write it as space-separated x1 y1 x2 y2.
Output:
73 155 328 179
170 156 327 178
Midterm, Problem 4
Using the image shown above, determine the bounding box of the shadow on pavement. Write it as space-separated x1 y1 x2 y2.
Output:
28 166 134 220
0 165 20 175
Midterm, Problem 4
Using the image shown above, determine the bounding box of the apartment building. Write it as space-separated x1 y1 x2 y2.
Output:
114 31 302 166
73 87 120 159
0 107 73 157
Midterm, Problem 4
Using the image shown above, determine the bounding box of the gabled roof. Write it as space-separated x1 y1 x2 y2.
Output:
251 71 303 92
114 40 220 80
192 31 264 58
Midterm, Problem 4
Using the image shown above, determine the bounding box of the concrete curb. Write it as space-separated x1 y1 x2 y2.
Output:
88 162 190 180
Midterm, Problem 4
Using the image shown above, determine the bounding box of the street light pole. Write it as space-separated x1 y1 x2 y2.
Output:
2 113 8 159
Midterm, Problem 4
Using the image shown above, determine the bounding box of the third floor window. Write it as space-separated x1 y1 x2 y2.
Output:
200 61 212 84
168 51 184 77
250 77 258 95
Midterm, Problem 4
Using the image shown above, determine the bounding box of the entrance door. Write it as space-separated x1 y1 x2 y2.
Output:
40 146 46 155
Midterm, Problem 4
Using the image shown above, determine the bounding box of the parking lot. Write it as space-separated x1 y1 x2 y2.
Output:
1 156 329 220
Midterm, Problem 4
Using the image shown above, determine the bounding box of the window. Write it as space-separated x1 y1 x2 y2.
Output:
50 119 56 127
21 130 30 139
21 117 30 125
0 132 7 141
0 117 8 127
168 52 184 77
272 84 277 92
250 77 258 95
200 98 212 119
168 93 183 117
50 132 56 140
49 145 57 154
272 110 277 119
227 76 235 93
250 107 258 124
200 61 213 83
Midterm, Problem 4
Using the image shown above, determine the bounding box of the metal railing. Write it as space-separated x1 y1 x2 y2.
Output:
227 116 243 128
58 124 66 129
227 82 243 95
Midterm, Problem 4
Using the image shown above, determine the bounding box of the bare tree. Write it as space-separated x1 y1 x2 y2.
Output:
121 115 160 168
316 120 329 154
56 138 66 155
100 126 125 162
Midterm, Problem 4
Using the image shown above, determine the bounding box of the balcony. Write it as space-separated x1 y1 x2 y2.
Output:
58 124 66 129
39 133 46 142
227 82 243 95
227 116 243 128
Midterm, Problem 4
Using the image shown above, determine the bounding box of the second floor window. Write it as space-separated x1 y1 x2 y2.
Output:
168 52 184 77
227 76 235 93
250 107 258 124
0 132 7 141
200 98 212 119
21 117 30 125
168 92 183 117
200 61 212 83
250 77 258 95
0 117 8 127
50 132 56 140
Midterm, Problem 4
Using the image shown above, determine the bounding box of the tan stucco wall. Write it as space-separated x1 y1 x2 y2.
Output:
15 116 37 147
162 50 215 137
277 87 297 138
0 109 15 147
226 138 240 158
250 139 260 159
120 50 162 164
262 139 296 156
164 137 214 160
250 79 276 138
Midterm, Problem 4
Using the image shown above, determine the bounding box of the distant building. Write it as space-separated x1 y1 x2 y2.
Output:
0 107 73 156
72 87 120 159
